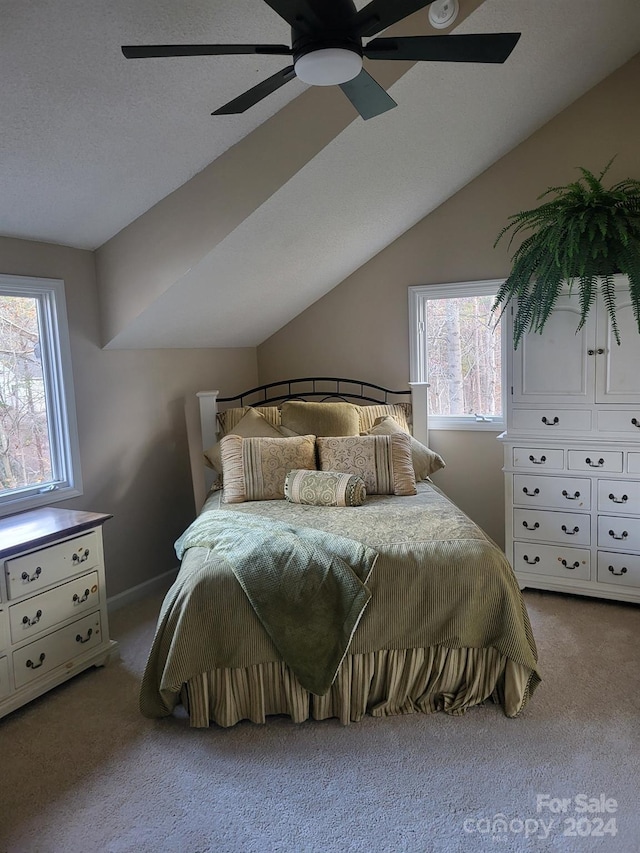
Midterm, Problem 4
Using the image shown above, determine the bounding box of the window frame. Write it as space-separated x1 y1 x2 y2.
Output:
0 274 82 516
408 279 506 431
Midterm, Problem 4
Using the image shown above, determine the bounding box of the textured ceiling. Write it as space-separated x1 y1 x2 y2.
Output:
2 1 640 348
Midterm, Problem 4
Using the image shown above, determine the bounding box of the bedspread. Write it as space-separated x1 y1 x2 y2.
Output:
140 483 540 719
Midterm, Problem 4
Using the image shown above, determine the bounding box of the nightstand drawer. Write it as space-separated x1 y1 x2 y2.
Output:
597 480 640 515
9 571 100 643
0 656 9 700
513 542 590 581
597 516 640 551
512 448 564 470
514 509 590 546
5 531 98 600
597 552 640 589
514 474 590 510
12 611 102 689
567 450 623 473
512 409 591 432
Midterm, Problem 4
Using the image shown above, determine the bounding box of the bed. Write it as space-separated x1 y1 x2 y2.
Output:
140 378 540 727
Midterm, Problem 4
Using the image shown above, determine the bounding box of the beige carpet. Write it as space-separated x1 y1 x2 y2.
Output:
0 588 638 853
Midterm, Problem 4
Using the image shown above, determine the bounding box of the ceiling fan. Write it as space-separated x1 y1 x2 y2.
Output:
122 0 521 121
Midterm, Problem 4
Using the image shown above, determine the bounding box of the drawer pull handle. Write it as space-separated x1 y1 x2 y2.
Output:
21 567 42 583
608 493 628 504
26 653 46 670
632 418 640 428
562 490 580 500
608 529 628 541
541 416 559 426
528 455 547 465
585 457 605 467
608 565 627 576
76 628 93 644
522 521 540 530
72 548 91 565
561 525 580 535
523 555 540 565
73 589 91 605
522 487 540 497
22 609 42 627
560 559 580 570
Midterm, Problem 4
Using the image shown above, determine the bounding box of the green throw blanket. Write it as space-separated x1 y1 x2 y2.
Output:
165 510 377 698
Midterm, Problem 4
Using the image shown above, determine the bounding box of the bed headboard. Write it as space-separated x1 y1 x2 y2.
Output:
195 377 429 503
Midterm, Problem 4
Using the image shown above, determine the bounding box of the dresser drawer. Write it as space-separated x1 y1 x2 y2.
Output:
597 552 640 589
12 611 102 690
513 542 590 581
512 447 564 470
597 480 640 515
511 409 591 432
513 474 590 510
597 410 640 436
597 515 640 551
514 508 590 546
5 531 98 600
628 453 640 475
567 450 623 473
9 571 100 644
0 655 9 700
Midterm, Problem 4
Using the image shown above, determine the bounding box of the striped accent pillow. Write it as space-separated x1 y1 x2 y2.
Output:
285 470 367 507
358 403 412 434
217 406 281 436
316 434 416 496
219 434 316 503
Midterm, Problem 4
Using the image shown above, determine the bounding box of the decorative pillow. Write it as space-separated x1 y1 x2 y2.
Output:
316 433 416 496
220 434 316 503
284 469 366 507
217 406 281 436
364 416 445 480
280 401 361 437
204 408 285 478
358 403 412 435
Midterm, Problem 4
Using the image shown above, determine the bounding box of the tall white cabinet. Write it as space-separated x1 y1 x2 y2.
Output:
501 275 640 603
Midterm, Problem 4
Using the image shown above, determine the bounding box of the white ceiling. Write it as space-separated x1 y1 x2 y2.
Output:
2 1 640 347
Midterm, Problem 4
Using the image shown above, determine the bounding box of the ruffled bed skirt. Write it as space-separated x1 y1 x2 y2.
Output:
181 646 535 728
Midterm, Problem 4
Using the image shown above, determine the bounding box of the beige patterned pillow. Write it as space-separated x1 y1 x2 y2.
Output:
220 434 316 503
205 407 285 478
316 433 416 496
284 470 367 507
280 401 361 437
365 416 445 480
217 406 281 436
358 403 412 434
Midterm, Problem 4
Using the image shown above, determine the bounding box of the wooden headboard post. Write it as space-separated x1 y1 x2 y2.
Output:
409 382 429 446
196 390 219 496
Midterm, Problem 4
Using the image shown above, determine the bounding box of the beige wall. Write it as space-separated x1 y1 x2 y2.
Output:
0 236 257 597
258 53 640 547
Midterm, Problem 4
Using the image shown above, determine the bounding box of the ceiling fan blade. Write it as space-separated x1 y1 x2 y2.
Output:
212 65 296 115
353 0 436 39
364 33 521 63
339 69 397 121
122 44 292 59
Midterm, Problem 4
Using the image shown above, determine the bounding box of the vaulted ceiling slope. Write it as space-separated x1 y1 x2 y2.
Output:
3 1 640 348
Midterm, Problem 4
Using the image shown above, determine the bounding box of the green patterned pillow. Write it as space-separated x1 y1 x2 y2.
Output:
284 470 367 507
316 433 417 496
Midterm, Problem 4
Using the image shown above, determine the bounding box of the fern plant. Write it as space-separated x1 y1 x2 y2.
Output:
492 160 640 348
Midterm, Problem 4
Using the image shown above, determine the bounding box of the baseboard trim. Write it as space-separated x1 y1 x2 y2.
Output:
107 567 178 613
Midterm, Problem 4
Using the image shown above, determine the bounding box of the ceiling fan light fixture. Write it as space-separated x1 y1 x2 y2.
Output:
294 47 363 86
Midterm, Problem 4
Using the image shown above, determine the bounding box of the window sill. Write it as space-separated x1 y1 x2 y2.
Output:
429 419 505 432
0 486 83 519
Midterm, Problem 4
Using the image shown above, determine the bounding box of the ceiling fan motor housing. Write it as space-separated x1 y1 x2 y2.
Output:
291 0 363 85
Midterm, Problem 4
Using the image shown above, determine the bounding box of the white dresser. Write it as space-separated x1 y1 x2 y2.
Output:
0 507 118 719
501 275 640 603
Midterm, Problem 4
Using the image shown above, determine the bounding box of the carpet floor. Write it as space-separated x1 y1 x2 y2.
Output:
0 588 638 853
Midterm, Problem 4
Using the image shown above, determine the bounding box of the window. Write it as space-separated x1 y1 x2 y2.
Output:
409 279 505 430
0 275 82 515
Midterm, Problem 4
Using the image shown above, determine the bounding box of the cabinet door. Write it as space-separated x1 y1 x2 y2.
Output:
595 283 640 404
511 293 595 403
